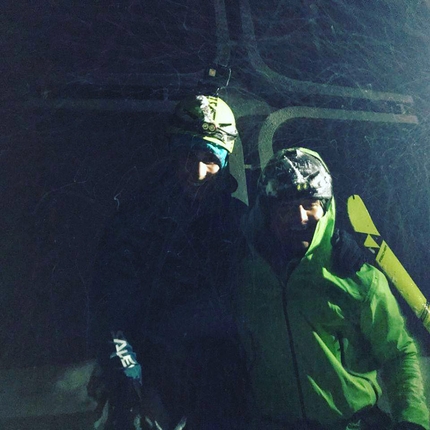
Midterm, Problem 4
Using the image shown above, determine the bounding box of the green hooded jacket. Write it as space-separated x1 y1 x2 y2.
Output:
236 152 429 429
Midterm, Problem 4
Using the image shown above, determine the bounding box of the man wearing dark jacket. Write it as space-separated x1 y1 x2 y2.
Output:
89 95 248 430
235 147 429 430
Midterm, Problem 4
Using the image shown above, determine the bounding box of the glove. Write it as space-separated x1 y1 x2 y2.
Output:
331 228 367 277
393 422 427 430
111 331 142 383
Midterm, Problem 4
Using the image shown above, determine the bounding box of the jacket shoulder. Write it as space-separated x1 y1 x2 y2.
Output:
352 263 389 301
324 263 387 302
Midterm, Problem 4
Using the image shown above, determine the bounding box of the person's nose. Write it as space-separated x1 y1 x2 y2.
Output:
298 205 309 224
198 161 209 180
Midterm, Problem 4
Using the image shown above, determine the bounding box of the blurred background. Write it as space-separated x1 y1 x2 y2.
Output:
2 0 430 426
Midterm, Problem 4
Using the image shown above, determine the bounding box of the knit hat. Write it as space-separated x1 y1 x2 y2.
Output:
258 147 333 204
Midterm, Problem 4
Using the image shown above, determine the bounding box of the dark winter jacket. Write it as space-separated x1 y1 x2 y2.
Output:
91 159 247 350
89 158 249 427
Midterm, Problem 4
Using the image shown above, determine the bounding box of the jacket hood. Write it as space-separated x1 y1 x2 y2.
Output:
242 148 335 272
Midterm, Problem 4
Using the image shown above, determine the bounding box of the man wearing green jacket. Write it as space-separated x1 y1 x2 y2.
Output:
236 147 429 430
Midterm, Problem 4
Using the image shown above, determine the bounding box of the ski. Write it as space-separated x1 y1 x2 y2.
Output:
347 194 430 334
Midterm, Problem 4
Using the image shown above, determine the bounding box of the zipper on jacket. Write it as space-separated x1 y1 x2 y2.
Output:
281 277 308 422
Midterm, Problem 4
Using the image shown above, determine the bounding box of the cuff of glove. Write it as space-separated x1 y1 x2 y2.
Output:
123 362 142 381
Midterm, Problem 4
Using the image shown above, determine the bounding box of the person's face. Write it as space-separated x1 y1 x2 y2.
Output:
269 198 325 255
175 149 221 199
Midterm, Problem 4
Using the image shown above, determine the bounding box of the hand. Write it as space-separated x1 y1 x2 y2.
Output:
393 422 427 430
331 228 366 277
110 331 142 383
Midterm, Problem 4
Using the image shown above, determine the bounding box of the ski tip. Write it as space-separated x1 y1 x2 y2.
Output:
347 194 380 236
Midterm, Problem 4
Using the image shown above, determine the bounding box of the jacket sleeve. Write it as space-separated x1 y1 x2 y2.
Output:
90 208 148 346
360 267 429 430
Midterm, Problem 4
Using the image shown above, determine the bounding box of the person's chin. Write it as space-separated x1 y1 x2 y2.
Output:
289 230 312 242
285 232 313 253
183 181 211 200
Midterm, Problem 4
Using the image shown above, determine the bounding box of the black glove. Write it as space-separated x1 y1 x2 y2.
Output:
105 331 144 430
393 422 427 430
331 228 367 277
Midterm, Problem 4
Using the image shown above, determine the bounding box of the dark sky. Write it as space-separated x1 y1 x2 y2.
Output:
2 0 430 366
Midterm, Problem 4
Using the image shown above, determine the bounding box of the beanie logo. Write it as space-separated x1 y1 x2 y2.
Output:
202 122 217 132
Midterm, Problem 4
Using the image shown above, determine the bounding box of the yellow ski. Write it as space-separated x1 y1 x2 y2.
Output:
347 195 430 333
